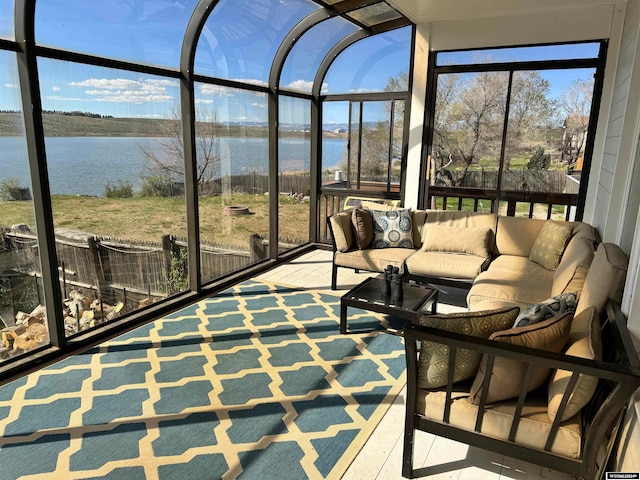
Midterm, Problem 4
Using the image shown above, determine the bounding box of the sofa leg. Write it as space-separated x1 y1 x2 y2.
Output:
331 263 338 290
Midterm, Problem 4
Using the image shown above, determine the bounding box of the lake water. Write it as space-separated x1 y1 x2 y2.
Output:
0 136 347 196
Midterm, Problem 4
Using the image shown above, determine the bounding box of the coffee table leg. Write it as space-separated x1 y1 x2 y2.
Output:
340 301 348 334
431 292 438 314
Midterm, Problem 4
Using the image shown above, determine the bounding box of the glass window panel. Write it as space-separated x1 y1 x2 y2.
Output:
195 0 318 85
437 42 600 66
429 71 509 189
0 0 13 40
279 96 310 248
195 83 269 284
321 101 349 189
503 69 595 211
359 101 391 187
280 17 358 94
0 51 50 364
37 58 187 334
347 3 401 27
323 27 411 94
35 0 198 68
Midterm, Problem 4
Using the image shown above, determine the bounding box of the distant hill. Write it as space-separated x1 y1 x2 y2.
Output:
0 112 310 138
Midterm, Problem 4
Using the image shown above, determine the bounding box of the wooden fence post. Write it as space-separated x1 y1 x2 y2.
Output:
162 234 173 293
87 236 106 298
249 234 266 263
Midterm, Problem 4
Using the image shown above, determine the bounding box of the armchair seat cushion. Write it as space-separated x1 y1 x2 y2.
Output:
416 388 582 459
405 251 490 280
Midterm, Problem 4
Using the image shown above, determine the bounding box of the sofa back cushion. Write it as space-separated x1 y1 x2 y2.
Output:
421 225 492 258
575 242 628 316
423 211 497 250
495 216 547 257
547 306 602 422
551 235 595 297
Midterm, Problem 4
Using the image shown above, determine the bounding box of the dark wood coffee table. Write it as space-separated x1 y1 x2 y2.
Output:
340 277 438 334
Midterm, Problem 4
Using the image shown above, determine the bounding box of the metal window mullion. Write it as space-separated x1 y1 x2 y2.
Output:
495 70 514 213
387 99 395 192
15 0 66 348
310 95 321 242
357 101 363 189
179 0 223 293
269 9 333 256
268 91 279 259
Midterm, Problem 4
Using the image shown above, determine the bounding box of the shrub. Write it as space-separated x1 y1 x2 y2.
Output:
139 173 177 197
0 177 24 201
527 147 551 170
104 179 134 198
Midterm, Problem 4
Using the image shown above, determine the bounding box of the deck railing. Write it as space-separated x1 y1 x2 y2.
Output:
317 186 578 245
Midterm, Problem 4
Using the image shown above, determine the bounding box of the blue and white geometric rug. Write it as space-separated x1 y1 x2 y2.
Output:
0 280 406 479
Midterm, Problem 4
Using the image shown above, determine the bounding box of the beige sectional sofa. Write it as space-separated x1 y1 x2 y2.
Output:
328 209 597 307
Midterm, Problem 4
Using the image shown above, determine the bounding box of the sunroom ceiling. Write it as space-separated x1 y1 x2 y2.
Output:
316 0 412 32
386 0 619 23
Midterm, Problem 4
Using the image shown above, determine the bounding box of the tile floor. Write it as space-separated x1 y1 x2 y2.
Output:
256 249 573 480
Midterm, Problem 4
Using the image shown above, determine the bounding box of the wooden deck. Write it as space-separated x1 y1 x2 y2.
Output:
256 249 573 480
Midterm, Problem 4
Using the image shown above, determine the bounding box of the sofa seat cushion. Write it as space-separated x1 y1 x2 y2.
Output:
467 256 553 311
416 388 582 459
334 248 415 273
405 251 490 280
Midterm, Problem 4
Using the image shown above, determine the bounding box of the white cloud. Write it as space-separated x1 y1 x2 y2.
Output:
46 95 87 102
349 88 383 94
284 79 313 92
198 84 235 97
52 86 61 92
251 102 266 108
4 83 18 89
283 79 328 94
195 98 214 104
68 78 176 104
230 78 268 88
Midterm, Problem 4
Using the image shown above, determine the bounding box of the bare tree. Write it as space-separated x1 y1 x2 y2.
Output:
139 106 221 191
432 69 557 186
559 78 594 167
503 71 556 170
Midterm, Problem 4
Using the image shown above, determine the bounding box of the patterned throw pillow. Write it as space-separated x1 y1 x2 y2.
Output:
529 221 573 270
513 292 577 328
371 208 414 249
417 307 520 390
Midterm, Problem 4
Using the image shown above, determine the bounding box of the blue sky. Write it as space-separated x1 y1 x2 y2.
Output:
0 0 409 126
0 1 597 125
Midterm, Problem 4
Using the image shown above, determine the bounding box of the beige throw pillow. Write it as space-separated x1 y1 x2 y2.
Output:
529 221 573 270
469 312 573 404
547 306 602 421
421 225 492 258
417 307 520 390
